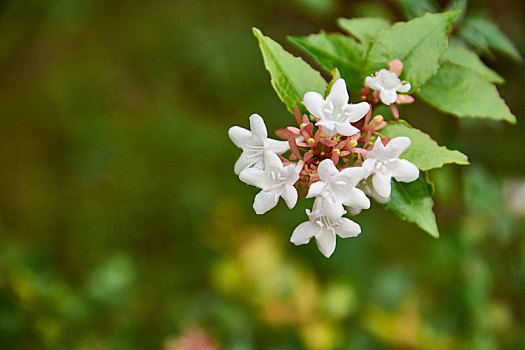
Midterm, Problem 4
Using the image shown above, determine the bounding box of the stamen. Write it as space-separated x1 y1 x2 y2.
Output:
246 151 262 159
245 144 264 150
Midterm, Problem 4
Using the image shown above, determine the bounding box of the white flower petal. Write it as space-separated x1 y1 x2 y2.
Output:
239 168 269 188
389 159 419 183
362 159 376 176
362 181 391 203
396 82 411 93
372 172 392 198
335 122 360 136
311 197 325 214
316 119 335 129
228 126 253 148
347 207 362 216
373 193 390 204
337 218 361 238
249 114 268 139
320 124 337 137
347 102 370 122
366 137 386 159
263 151 284 170
317 159 339 182
283 164 300 185
265 138 289 154
234 153 253 175
315 231 336 258
339 167 368 187
365 76 381 90
326 78 349 107
307 181 326 198
295 160 304 173
385 136 411 158
303 92 325 119
343 188 371 210
253 190 278 214
379 88 397 105
322 197 346 221
290 222 315 245
282 186 298 209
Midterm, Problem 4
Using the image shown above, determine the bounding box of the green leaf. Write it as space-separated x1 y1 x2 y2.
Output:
381 120 469 170
463 166 502 215
451 0 467 13
442 45 504 84
292 0 336 17
398 0 439 20
362 10 461 90
418 62 516 123
384 172 439 238
458 25 491 54
465 18 522 62
324 67 341 97
252 28 327 114
288 32 364 92
336 17 391 45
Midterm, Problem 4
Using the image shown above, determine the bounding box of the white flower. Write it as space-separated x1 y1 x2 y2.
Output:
239 151 301 214
228 114 290 175
365 69 411 105
290 198 361 258
307 159 370 219
359 178 390 204
362 137 419 198
303 78 370 137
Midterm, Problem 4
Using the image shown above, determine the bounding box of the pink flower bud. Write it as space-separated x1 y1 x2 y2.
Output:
389 59 403 77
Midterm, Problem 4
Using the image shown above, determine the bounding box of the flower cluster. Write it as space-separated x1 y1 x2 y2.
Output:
229 60 419 257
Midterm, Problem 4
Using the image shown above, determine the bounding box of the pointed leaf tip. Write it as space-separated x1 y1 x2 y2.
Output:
252 27 326 114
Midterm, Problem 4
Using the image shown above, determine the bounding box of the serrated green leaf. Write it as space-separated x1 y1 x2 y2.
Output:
465 18 522 62
384 172 439 237
336 17 391 45
398 0 439 20
362 10 461 90
381 120 469 170
288 32 364 92
442 45 504 84
418 62 516 123
252 28 327 114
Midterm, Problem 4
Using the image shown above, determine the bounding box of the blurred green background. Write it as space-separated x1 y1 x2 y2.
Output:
0 0 524 349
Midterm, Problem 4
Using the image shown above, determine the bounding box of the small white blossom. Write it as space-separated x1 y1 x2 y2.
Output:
303 78 370 137
228 114 289 174
360 178 390 205
290 198 361 258
362 137 419 198
307 159 370 219
365 69 411 105
239 151 301 215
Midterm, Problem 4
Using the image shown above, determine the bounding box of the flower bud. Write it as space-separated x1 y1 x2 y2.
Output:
372 115 384 124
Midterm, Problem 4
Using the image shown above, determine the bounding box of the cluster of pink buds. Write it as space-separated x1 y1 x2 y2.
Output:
229 60 419 257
